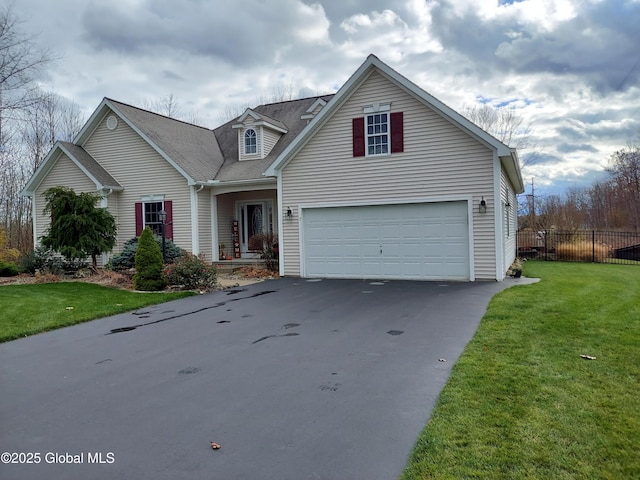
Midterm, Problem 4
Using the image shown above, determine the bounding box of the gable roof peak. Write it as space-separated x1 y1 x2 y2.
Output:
265 55 524 192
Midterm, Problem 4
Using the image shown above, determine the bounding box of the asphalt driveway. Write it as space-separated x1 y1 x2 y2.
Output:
0 277 532 480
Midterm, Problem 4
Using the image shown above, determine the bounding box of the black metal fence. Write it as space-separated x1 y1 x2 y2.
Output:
517 230 640 264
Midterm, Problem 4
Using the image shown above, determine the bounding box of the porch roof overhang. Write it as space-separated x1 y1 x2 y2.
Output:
202 177 276 195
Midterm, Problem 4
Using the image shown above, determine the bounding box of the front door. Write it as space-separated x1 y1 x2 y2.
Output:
239 201 273 253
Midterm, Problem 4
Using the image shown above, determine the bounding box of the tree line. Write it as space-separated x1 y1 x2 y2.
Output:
519 145 640 232
0 5 85 254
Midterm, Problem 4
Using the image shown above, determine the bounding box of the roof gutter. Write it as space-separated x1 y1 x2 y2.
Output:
203 177 275 187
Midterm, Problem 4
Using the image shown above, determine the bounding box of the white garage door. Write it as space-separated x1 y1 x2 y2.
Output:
302 201 469 280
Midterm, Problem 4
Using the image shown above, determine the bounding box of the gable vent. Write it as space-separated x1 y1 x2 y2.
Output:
106 115 118 131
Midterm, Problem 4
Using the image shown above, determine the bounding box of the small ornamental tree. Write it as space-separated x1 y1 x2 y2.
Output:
133 227 167 291
41 186 117 269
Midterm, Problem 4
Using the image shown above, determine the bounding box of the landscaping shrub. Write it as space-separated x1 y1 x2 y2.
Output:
0 261 20 277
0 228 20 263
133 227 167 291
556 241 610 262
18 247 88 274
17 250 36 274
247 232 279 271
164 252 217 290
109 236 183 270
18 247 65 275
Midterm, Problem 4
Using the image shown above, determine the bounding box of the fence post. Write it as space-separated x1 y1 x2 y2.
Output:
592 230 595 263
545 229 548 261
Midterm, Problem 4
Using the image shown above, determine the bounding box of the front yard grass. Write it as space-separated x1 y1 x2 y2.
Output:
0 282 195 342
401 262 640 479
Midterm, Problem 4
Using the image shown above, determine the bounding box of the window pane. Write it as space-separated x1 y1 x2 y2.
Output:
245 129 257 154
365 113 389 156
144 201 163 236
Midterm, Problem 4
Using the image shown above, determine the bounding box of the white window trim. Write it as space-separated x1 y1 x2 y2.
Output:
363 102 391 114
141 195 165 233
365 112 391 157
244 128 257 155
362 102 392 157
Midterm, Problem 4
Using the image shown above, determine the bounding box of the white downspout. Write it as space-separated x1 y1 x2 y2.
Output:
210 191 218 262
30 194 37 249
494 155 505 281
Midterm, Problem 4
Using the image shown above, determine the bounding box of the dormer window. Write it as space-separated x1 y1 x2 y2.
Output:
233 108 288 160
244 129 257 154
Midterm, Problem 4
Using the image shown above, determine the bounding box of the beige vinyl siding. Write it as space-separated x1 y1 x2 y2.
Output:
281 70 496 279
83 111 192 253
262 129 282 158
239 124 261 161
34 153 98 244
501 167 517 270
310 102 325 116
198 189 212 260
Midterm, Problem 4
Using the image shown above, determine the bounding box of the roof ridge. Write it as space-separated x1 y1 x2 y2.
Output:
254 93 334 109
105 97 213 132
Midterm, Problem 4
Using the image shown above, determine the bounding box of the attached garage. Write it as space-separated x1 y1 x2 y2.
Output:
301 201 470 281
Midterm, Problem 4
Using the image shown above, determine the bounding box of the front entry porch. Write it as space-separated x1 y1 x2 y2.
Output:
213 189 278 261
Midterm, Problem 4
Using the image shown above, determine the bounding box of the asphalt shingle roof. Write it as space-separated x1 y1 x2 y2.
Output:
59 141 122 188
91 95 335 184
213 95 334 181
107 99 224 183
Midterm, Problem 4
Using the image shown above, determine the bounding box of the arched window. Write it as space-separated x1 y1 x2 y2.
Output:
244 128 257 154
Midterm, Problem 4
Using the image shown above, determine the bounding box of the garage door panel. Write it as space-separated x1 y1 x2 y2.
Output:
302 202 469 280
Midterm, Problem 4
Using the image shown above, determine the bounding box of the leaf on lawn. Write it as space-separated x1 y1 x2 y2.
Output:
580 354 596 360
65 306 74 310
116 303 123 306
210 441 221 450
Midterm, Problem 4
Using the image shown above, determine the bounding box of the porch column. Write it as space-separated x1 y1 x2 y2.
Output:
190 185 200 255
211 192 219 261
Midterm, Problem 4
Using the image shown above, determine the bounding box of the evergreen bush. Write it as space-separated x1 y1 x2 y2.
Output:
133 227 167 291
110 236 183 270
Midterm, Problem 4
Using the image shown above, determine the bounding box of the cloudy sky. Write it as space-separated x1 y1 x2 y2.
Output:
14 0 640 196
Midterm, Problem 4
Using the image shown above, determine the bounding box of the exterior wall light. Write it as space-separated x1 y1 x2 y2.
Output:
479 197 487 214
286 207 292 219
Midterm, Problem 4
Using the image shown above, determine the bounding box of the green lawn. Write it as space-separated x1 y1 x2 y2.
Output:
0 282 195 342
401 262 640 480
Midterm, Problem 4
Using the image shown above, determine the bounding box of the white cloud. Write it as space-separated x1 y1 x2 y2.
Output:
339 7 442 60
10 0 640 196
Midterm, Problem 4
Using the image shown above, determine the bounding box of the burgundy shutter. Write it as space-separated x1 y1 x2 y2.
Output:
135 202 143 236
352 117 365 157
164 200 173 240
390 112 404 153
